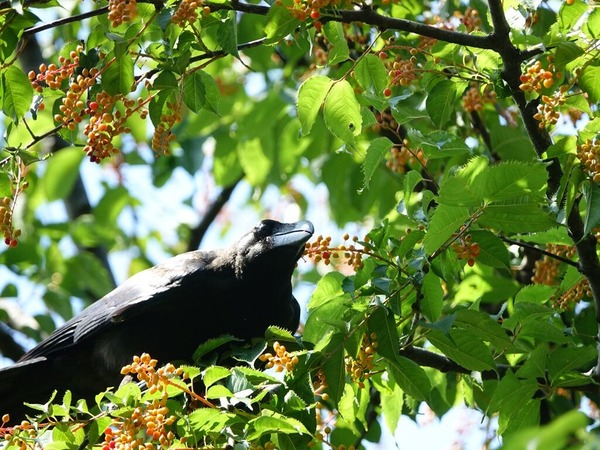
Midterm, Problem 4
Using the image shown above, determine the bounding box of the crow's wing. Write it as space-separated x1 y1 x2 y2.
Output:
21 251 213 361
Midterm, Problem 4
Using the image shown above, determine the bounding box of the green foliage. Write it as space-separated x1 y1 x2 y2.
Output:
2 0 600 448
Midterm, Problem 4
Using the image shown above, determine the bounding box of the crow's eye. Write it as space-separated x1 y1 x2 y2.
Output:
255 220 275 238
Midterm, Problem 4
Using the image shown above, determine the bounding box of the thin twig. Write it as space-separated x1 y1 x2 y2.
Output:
499 236 580 269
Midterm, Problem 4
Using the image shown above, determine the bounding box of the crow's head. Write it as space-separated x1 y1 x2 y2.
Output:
234 219 314 281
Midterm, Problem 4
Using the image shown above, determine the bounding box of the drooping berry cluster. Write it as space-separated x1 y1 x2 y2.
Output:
555 278 592 310
533 88 568 128
304 233 369 270
0 417 38 449
258 341 299 373
577 139 600 182
519 59 561 93
151 101 182 156
451 233 480 267
386 140 427 174
345 332 378 388
120 353 185 394
462 85 497 113
385 53 418 89
531 244 575 286
1 197 21 248
53 68 100 131
107 0 137 27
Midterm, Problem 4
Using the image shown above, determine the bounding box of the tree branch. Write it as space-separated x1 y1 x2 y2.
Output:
186 176 243 252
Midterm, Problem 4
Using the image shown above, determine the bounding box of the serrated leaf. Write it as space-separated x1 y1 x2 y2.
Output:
579 62 600 103
469 230 510 269
548 346 596 384
203 365 231 388
197 71 220 114
481 162 547 203
387 356 431 402
183 71 206 113
354 54 388 95
217 11 238 57
102 55 134 95
479 202 555 233
308 271 346 310
421 272 443 322
323 79 362 145
151 70 178 90
2 65 34 120
428 329 497 372
322 332 346 406
323 22 350 65
585 8 600 38
264 5 300 43
238 137 271 185
303 298 348 345
553 41 584 68
361 137 393 190
188 408 237 433
193 335 241 361
519 320 568 344
368 306 400 359
264 325 296 341
437 156 488 206
455 309 512 351
426 80 458 128
423 204 471 255
297 75 333 135
248 412 310 440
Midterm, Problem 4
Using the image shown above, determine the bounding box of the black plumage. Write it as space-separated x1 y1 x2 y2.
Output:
0 219 313 419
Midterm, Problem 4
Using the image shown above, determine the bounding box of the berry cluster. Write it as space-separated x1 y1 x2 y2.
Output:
120 353 185 394
108 0 137 27
386 140 426 174
0 417 37 449
29 58 77 91
454 7 482 32
533 89 567 128
304 233 368 270
172 0 210 27
151 101 182 155
313 369 329 402
519 59 561 93
53 68 100 131
103 400 176 450
1 197 21 248
373 109 399 134
462 85 497 113
577 139 600 182
249 442 276 450
283 0 352 22
531 244 575 285
345 332 378 388
451 234 480 267
258 341 299 373
555 278 592 310
386 54 418 89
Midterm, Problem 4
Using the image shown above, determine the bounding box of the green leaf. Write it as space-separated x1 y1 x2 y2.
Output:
368 306 400 359
548 346 596 385
437 156 488 207
321 332 346 406
217 11 239 57
481 162 547 203
354 54 388 95
479 201 555 233
237 138 272 185
188 408 238 433
297 75 333 135
469 230 510 269
427 329 497 372
423 204 471 255
308 271 346 310
264 4 300 43
579 61 600 103
584 8 600 38
361 137 393 190
183 72 206 113
323 80 362 145
151 70 178 90
303 298 349 345
501 411 589 450
198 71 220 114
455 309 512 351
519 320 568 344
42 147 84 201
387 356 431 402
203 365 231 388
553 42 584 69
583 181 600 236
514 284 556 304
2 65 34 120
93 186 135 226
248 412 310 440
425 80 458 128
102 54 134 95
421 272 443 322
323 22 350 65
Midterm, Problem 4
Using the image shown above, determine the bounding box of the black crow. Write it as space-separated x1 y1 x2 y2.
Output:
0 219 314 420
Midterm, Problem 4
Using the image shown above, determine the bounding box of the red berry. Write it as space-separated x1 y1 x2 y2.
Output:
467 258 475 267
322 251 331 259
378 51 387 60
310 9 320 19
314 20 322 31
383 88 392 97
4 237 10 246
89 101 99 111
